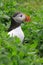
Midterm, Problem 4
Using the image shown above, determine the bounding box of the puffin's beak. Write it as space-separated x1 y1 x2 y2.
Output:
25 15 30 22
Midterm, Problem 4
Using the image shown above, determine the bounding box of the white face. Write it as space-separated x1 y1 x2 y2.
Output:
12 13 26 23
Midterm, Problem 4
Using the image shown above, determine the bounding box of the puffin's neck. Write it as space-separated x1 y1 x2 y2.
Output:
8 18 21 32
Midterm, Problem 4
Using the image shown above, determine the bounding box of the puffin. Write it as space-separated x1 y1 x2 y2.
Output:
8 12 30 42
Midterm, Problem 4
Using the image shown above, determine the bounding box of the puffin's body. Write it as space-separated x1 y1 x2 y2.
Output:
8 12 30 42
8 26 24 42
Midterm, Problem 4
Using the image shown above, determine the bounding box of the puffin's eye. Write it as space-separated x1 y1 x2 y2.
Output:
20 15 22 17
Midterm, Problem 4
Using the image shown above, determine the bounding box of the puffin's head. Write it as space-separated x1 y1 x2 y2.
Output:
12 12 30 24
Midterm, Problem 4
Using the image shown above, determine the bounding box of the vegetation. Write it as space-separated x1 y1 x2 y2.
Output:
0 0 43 65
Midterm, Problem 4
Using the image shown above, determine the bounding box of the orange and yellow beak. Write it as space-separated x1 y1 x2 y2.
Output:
25 15 30 22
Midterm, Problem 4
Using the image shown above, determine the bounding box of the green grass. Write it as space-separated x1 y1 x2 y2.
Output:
0 0 43 65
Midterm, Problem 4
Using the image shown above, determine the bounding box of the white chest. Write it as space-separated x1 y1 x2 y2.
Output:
8 26 24 42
